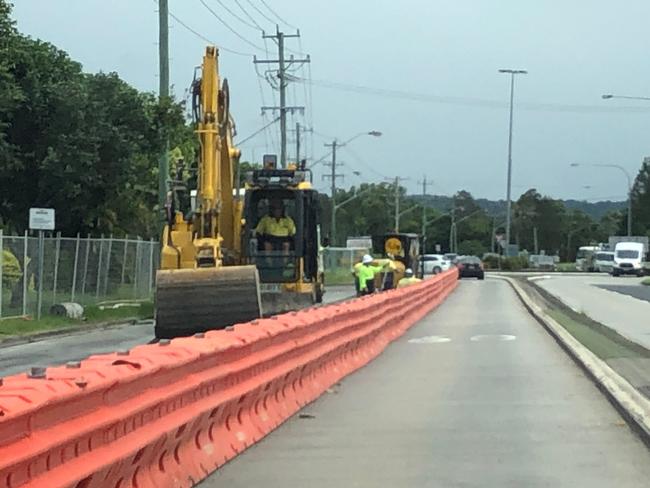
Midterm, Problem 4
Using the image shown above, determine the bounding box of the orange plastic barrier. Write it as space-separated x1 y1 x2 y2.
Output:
0 269 458 488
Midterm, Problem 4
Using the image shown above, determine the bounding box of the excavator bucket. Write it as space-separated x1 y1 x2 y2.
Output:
154 265 262 339
261 291 314 317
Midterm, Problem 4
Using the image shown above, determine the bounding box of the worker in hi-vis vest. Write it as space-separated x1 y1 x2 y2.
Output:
397 268 422 288
356 254 395 296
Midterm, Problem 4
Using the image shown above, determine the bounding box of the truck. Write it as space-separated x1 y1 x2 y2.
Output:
607 235 648 256
575 246 600 272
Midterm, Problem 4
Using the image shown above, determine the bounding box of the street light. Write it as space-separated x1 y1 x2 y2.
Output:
602 94 650 101
570 163 633 236
311 131 382 169
498 68 527 254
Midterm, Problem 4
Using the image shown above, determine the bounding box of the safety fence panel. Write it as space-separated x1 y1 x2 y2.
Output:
0 232 159 320
0 269 458 488
323 246 369 285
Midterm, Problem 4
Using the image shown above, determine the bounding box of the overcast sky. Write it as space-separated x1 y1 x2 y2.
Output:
12 0 650 201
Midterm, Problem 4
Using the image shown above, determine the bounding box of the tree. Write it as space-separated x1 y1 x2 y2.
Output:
630 157 650 237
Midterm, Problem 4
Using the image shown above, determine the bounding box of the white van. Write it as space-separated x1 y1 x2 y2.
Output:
593 251 615 273
612 242 645 277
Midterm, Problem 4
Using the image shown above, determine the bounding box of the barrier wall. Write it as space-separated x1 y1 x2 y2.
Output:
0 269 458 488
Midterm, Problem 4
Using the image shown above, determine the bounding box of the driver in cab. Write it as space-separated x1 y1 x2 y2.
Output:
255 199 296 253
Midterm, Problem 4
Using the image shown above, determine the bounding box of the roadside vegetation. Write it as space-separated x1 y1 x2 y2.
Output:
0 301 153 337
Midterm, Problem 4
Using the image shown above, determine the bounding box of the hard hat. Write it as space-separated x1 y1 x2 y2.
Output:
362 254 373 264
405 268 414 277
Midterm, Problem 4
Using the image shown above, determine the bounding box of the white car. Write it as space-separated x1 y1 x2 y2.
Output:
593 251 615 273
420 254 451 274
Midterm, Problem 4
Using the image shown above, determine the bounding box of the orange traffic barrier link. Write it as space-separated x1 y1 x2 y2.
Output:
0 269 458 488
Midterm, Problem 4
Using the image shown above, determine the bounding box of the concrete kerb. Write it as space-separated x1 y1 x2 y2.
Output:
491 275 650 446
0 317 147 349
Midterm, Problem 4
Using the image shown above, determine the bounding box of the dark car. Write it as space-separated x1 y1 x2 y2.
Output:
458 256 484 280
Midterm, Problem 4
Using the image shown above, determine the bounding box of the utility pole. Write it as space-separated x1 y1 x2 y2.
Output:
158 0 170 226
419 175 429 253
385 176 408 232
322 140 344 245
254 27 310 168
533 226 539 254
295 122 301 165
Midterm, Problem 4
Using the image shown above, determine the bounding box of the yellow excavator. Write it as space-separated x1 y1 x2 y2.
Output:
155 46 262 339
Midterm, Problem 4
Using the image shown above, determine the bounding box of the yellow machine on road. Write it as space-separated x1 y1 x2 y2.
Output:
155 47 324 339
155 46 261 339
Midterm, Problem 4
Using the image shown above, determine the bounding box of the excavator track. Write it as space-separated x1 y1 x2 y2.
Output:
155 265 262 339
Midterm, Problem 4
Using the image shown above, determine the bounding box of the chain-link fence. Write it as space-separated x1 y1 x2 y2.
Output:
323 246 369 285
0 231 159 319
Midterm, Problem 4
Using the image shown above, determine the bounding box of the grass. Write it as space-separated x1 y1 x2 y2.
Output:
546 309 650 360
642 277 650 286
325 268 355 286
556 262 577 272
0 301 153 338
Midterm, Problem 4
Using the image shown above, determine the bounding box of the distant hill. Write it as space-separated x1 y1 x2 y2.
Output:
409 195 625 221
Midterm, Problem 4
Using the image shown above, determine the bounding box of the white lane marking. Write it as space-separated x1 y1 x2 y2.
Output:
408 335 452 344
470 334 516 342
527 275 552 281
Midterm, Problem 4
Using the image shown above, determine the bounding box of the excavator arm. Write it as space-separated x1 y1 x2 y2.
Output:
155 46 262 339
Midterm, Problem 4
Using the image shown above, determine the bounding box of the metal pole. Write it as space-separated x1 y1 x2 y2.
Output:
37 230 44 320
421 176 427 253
505 72 515 248
296 122 301 165
0 229 3 318
103 234 113 297
625 171 633 236
148 238 155 297
133 238 141 299
81 234 90 297
121 234 129 285
394 176 400 232
22 230 28 316
278 30 287 168
96 234 104 299
158 0 170 225
71 233 80 301
52 231 61 305
330 141 337 245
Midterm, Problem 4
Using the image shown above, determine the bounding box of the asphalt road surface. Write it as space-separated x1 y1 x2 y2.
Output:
202 279 650 488
0 286 355 377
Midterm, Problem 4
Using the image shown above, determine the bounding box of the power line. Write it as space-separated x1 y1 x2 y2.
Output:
152 0 254 56
244 0 277 25
258 0 298 29
198 0 266 52
293 76 650 114
212 0 260 30
341 145 388 179
234 0 265 30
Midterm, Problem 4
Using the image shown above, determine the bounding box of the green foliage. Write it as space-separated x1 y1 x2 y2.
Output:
631 158 650 237
641 277 650 286
499 256 529 271
0 1 194 237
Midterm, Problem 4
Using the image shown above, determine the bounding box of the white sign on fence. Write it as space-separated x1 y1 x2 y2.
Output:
29 208 55 231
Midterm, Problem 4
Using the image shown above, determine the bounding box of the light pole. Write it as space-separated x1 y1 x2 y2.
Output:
570 163 633 236
321 131 382 244
498 68 527 254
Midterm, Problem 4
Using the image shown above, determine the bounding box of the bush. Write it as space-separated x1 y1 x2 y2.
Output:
482 254 500 270
642 277 650 286
500 256 529 271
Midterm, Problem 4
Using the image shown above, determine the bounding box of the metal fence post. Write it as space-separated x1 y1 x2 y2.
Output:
52 231 61 305
133 238 141 299
103 234 113 298
71 233 80 302
81 234 91 298
0 229 3 318
95 234 104 299
148 238 155 297
22 230 28 316
120 234 128 285
36 230 44 320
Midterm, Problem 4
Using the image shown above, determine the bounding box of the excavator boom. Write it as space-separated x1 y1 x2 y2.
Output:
154 46 262 339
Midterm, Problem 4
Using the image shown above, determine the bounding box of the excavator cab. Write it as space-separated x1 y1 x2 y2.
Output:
242 167 324 314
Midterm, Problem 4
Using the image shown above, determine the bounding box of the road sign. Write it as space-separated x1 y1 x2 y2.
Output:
29 208 55 230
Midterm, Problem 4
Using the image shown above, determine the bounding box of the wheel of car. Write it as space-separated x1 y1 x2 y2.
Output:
478 275 485 280
613 270 620 277
433 266 442 274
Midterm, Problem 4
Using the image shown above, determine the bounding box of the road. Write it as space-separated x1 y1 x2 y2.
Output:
535 274 650 349
202 279 650 488
0 286 355 377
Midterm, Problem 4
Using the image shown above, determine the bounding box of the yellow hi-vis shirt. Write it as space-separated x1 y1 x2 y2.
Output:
356 259 395 290
255 215 296 237
397 276 422 288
